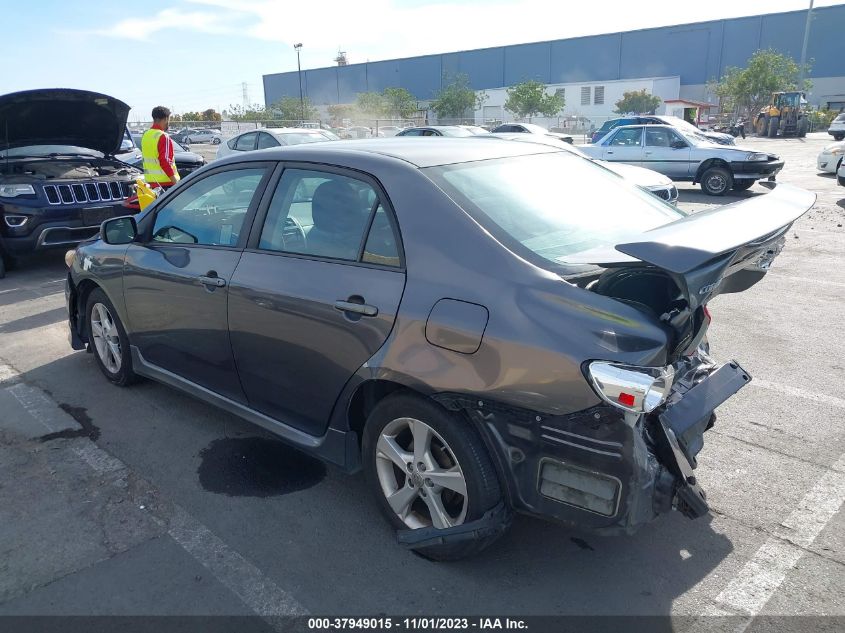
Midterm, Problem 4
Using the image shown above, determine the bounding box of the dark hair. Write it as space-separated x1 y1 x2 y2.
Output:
151 106 171 120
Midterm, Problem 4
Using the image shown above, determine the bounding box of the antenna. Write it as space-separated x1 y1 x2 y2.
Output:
334 50 347 66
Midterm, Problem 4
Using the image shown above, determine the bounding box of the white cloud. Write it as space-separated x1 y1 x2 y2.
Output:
93 6 241 41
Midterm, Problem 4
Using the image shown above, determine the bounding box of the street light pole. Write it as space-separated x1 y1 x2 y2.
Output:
294 43 304 123
798 0 814 92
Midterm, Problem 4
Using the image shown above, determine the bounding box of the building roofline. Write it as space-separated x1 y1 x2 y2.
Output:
263 5 833 80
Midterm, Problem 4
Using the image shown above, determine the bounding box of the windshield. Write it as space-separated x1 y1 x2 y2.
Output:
424 152 682 264
0 145 104 158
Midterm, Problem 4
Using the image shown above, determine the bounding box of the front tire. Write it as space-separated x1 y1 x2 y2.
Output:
212 137 221 145
86 288 137 386
362 392 507 561
701 166 733 196
797 118 808 137
768 117 779 138
184 137 192 145
833 134 845 141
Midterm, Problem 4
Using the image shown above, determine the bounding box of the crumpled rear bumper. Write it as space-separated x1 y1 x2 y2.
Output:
437 357 751 534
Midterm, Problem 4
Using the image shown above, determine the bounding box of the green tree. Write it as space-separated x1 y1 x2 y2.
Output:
202 108 222 122
181 111 201 121
227 104 272 121
614 89 662 114
707 48 811 117
271 96 318 122
430 73 486 120
356 92 388 117
382 87 418 118
504 80 564 120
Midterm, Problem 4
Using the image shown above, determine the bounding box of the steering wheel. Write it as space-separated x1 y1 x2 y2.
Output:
283 215 307 249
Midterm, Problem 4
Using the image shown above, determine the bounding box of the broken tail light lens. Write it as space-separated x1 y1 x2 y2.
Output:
587 361 675 414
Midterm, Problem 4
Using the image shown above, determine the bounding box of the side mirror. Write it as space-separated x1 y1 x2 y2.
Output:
101 216 137 245
671 140 687 149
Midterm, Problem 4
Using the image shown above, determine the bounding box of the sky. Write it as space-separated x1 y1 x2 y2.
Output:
1 0 840 121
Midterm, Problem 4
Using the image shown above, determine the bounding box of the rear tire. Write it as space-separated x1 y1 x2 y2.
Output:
184 137 192 145
833 134 844 141
85 288 138 387
733 179 755 191
768 117 779 138
362 392 507 561
212 137 221 145
701 166 733 196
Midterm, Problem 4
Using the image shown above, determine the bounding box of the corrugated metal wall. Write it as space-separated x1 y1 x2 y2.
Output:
263 5 845 106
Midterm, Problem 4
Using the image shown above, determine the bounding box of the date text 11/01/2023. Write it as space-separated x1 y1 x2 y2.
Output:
307 618 528 630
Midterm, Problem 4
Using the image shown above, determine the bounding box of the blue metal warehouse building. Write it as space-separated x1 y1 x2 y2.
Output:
263 5 845 113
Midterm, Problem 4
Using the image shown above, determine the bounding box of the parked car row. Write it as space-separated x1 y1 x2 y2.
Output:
591 115 735 146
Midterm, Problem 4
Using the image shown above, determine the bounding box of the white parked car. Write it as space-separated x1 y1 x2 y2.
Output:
828 112 845 141
216 128 333 159
183 129 223 145
817 141 845 175
838 158 845 187
488 132 678 203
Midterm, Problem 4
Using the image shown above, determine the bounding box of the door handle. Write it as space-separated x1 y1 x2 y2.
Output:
199 275 226 288
334 300 378 317
644 151 653 155
607 150 614 154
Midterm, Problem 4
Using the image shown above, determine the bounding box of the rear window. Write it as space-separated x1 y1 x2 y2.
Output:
423 153 682 266
278 133 330 145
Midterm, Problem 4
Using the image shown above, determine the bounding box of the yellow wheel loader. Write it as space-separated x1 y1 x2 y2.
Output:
754 91 809 138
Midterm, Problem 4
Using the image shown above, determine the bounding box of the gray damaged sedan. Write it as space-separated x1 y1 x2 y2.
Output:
65 139 814 560
579 124 784 195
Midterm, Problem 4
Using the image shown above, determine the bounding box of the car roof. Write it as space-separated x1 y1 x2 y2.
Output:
214 137 560 169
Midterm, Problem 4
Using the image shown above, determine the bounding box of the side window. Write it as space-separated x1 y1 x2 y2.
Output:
609 128 643 146
362 205 400 267
151 168 265 247
259 169 377 262
645 128 672 147
403 129 423 136
257 132 279 149
667 130 688 147
234 132 257 151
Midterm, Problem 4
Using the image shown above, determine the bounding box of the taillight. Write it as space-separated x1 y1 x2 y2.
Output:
587 362 675 414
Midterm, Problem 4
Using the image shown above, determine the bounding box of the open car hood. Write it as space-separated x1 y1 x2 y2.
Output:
562 183 816 309
0 89 130 156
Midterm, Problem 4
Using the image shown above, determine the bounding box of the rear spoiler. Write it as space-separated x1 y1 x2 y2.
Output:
615 183 816 274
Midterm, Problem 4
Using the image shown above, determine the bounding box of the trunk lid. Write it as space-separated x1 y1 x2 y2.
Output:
0 89 130 156
562 183 816 310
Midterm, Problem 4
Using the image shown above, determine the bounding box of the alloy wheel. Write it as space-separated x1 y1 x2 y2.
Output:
90 302 122 374
375 417 468 530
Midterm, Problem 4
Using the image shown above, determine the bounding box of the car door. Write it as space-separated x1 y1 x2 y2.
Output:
643 128 692 178
123 164 273 402
228 165 406 436
601 127 644 165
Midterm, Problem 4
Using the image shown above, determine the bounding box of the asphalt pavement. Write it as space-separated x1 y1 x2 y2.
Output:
0 133 843 629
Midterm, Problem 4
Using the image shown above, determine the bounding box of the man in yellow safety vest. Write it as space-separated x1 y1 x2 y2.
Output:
141 106 180 189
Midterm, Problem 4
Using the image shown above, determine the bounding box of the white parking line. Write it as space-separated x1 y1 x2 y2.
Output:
751 379 845 411
6 369 308 622
712 453 845 622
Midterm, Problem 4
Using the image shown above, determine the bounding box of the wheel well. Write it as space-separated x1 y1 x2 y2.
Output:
347 379 413 443
694 158 731 184
74 279 101 341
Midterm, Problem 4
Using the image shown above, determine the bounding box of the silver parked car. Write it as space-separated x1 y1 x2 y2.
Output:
579 124 783 195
